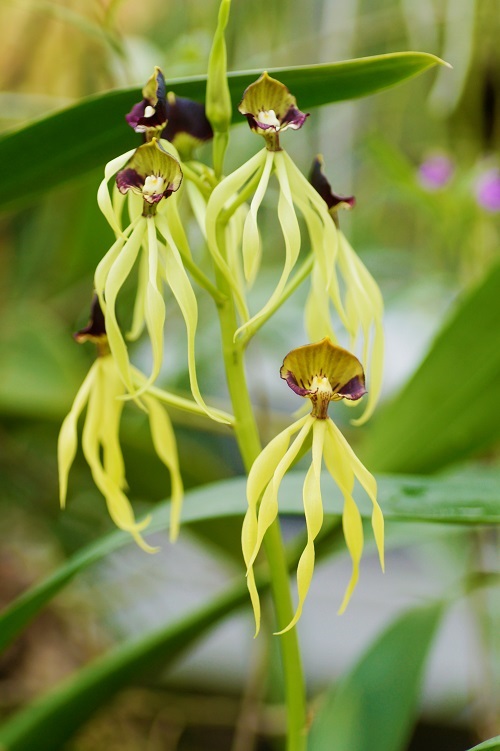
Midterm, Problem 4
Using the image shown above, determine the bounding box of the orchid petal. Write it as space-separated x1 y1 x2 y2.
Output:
97 148 137 234
247 415 314 572
155 216 229 424
323 419 363 613
57 362 97 508
143 395 184 542
276 418 326 634
328 418 384 571
242 150 274 284
99 356 127 490
81 361 158 553
234 151 301 341
104 219 147 392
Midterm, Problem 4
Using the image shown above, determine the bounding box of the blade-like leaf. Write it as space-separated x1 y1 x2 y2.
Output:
362 262 500 473
0 52 444 212
467 738 500 751
0 469 498 655
0 576 256 751
308 602 444 751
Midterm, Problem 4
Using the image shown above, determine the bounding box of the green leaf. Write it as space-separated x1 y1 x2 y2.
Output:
0 52 444 212
1 470 498 656
467 738 500 751
0 577 255 751
363 262 500 473
308 602 444 751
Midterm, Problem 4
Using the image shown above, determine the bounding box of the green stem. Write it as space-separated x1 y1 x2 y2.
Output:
181 163 213 199
238 251 314 346
177 246 227 305
220 166 265 225
214 224 307 751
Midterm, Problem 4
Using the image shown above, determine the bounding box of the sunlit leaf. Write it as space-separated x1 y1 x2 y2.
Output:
0 53 444 211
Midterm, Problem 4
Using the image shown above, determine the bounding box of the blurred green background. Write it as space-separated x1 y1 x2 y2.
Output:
0 0 498 749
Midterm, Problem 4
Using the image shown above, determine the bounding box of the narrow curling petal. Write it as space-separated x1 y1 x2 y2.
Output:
142 217 166 391
338 234 384 426
276 418 326 634
127 249 148 342
143 394 184 542
104 219 147 393
99 356 127 489
205 148 267 317
97 149 137 234
323 419 363 613
94 223 137 305
304 263 337 343
328 418 384 571
234 151 301 341
242 150 274 284
243 415 311 596
155 216 229 424
248 415 314 572
81 361 158 553
58 362 97 507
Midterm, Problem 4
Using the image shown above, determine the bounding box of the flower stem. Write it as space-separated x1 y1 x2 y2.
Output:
214 224 307 751
238 251 314 346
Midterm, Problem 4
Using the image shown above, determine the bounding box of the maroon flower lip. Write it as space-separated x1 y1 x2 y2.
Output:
238 72 308 148
280 338 366 418
126 67 168 135
309 155 355 212
116 139 183 204
126 67 213 154
74 294 106 343
162 93 213 148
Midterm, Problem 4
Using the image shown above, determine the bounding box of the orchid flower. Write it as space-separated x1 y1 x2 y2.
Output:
305 156 384 425
58 296 184 546
242 338 384 634
204 73 356 347
95 138 226 423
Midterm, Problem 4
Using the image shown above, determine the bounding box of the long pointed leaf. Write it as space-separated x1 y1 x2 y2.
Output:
467 738 500 751
308 602 444 751
0 53 444 212
0 470 498 655
0 577 255 751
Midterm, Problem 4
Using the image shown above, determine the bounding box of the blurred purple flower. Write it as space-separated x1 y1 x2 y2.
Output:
418 154 454 191
475 168 500 212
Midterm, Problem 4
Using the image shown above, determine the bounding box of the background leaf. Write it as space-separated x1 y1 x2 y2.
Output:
362 262 500 473
0 52 444 212
1 469 498 655
467 738 500 751
0 577 254 751
308 602 444 751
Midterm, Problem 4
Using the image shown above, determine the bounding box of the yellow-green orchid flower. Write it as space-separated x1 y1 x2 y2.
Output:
205 73 349 341
241 338 384 635
95 139 226 424
58 296 185 545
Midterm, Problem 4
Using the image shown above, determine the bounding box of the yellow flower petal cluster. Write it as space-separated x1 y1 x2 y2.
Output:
242 339 384 634
58 351 184 548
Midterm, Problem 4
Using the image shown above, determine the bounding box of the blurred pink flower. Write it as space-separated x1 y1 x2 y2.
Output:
418 154 455 191
475 168 500 212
